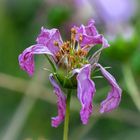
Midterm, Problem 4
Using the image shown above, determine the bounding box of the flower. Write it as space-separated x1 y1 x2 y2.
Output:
18 19 122 127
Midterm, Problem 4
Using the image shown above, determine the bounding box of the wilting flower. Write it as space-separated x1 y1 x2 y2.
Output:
18 19 122 127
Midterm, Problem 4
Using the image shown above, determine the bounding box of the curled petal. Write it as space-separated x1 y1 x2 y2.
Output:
73 64 96 124
18 44 54 76
96 64 122 113
49 74 66 127
36 27 63 55
74 19 109 48
82 34 103 47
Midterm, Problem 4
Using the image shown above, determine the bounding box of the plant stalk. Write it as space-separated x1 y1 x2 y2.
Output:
63 90 72 140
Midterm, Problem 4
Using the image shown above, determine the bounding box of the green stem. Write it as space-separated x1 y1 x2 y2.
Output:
63 90 72 140
122 62 140 111
44 54 56 72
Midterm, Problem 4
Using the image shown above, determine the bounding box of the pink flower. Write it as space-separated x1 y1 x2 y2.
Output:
18 19 121 127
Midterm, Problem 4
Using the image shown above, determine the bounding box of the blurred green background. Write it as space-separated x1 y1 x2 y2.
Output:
0 0 140 140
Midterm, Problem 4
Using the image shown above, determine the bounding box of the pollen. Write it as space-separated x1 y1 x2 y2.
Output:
54 41 59 47
54 31 88 71
79 34 83 42
71 28 77 34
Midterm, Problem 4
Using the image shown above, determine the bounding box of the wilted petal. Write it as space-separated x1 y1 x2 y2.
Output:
36 27 63 55
74 19 109 48
73 64 96 124
96 64 122 113
18 44 54 76
49 74 66 127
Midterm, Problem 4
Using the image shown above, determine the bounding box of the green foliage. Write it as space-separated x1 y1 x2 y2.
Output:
105 32 139 62
47 6 71 27
131 49 140 74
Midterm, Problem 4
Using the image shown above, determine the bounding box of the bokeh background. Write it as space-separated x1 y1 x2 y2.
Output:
0 0 140 140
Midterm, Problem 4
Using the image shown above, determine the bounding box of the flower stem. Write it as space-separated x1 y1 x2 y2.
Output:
63 90 72 140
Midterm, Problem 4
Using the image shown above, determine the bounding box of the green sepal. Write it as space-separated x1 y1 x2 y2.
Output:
55 70 77 89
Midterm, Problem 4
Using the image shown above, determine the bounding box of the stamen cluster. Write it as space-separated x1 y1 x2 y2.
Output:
55 28 88 71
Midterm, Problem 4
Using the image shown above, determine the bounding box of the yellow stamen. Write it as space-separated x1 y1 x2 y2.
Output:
82 45 90 50
71 28 77 34
54 41 59 47
71 28 77 49
79 34 83 42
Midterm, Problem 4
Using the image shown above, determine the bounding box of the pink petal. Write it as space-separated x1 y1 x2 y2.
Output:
18 44 54 76
49 74 66 127
73 64 96 124
73 19 109 48
36 27 63 55
96 64 122 113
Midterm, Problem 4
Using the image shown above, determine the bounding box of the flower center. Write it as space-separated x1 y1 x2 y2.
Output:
54 28 89 71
